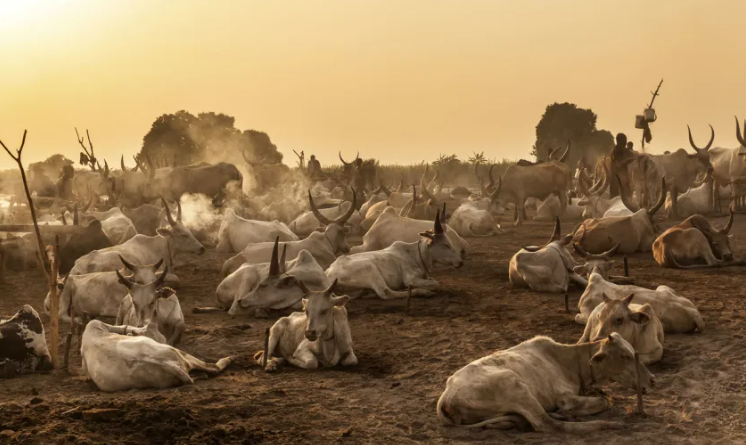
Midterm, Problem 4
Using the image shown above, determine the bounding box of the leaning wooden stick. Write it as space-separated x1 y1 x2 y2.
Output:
262 328 270 369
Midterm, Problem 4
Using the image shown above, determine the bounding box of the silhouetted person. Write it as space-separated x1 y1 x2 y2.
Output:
307 154 322 181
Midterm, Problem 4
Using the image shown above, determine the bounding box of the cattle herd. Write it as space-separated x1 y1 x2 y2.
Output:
2 120 746 436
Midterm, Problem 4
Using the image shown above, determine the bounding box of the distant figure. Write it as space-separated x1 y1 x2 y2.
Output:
307 154 322 181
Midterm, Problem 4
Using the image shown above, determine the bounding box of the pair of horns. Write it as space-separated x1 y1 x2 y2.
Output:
339 151 360 166
687 124 715 153
308 188 356 226
616 175 666 217
160 196 182 225
268 237 289 277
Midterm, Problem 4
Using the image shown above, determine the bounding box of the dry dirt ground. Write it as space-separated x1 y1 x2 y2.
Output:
2 215 746 444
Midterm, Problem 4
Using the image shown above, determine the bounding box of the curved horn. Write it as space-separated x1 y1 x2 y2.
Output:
722 209 734 234
354 152 360 162
161 196 176 225
480 176 490 198
119 254 137 272
308 190 334 226
441 202 447 221
692 169 711 187
280 244 287 274
82 195 94 213
490 175 502 202
152 258 164 271
588 163 609 195
379 182 392 196
487 164 495 189
647 176 667 217
558 141 571 163
434 209 444 234
421 182 437 202
145 153 156 179
269 237 280 277
688 124 715 153
338 151 351 166
549 216 561 243
601 243 622 258
736 116 746 147
397 175 404 192
616 175 641 213
572 242 592 258
334 188 357 225
577 169 592 197
121 155 127 171
132 156 144 172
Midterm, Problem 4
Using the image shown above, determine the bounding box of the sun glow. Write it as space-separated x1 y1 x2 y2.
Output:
0 0 71 31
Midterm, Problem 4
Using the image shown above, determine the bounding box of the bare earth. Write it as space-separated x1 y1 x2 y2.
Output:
2 216 746 445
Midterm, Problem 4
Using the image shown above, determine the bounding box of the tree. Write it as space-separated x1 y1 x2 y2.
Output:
467 151 486 165
138 110 282 167
532 102 614 168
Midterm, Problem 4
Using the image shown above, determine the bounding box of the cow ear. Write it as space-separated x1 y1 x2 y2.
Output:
279 275 297 286
302 298 309 311
573 265 586 275
419 231 434 240
332 295 349 307
590 352 607 364
629 311 650 325
623 294 634 305
602 293 610 303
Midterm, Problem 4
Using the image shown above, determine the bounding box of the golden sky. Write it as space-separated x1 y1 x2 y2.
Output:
1 0 745 170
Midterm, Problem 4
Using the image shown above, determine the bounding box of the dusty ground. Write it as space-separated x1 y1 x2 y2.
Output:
2 215 746 444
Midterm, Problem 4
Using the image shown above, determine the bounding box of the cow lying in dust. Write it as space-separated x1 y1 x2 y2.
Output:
509 217 587 292
81 320 231 392
228 240 330 317
571 243 621 280
653 212 736 268
327 209 463 300
45 256 163 324
579 294 664 365
448 202 502 237
254 279 356 372
576 272 704 333
114 265 185 346
573 177 667 255
436 333 655 432
0 305 53 377
217 208 298 253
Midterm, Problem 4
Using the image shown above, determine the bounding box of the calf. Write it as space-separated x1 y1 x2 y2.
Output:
509 218 587 292
81 320 231 392
576 272 704 333
436 333 654 432
653 212 735 268
114 266 184 345
0 305 53 377
253 279 356 372
327 210 463 299
229 240 330 317
579 294 664 365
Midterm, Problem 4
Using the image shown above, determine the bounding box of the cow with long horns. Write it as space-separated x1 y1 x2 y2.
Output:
509 217 587 292
710 117 746 211
652 212 736 268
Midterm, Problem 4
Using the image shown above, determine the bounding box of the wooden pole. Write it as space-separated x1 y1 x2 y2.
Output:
623 256 629 277
635 352 645 415
46 235 60 369
262 327 270 369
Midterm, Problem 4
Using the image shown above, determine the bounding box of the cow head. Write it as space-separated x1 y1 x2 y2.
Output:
687 124 714 173
688 212 734 261
590 294 653 343
420 207 464 268
230 240 306 316
309 188 356 254
116 265 168 326
572 242 620 279
301 279 348 342
521 218 574 271
156 197 205 256
589 332 655 391
119 254 164 284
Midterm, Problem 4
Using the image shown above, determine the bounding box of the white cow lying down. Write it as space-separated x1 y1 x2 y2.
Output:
436 333 654 432
81 320 231 392
448 202 502 237
254 279 356 372
327 209 463 300
576 272 704 333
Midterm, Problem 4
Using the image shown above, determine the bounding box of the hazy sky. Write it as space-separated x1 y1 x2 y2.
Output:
1 0 745 170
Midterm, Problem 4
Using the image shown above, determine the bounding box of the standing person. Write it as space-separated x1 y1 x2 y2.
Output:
307 154 322 181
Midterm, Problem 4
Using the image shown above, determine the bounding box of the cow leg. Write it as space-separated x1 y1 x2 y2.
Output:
568 273 588 289
286 342 320 369
405 277 440 297
360 271 412 300
731 184 739 212
180 351 231 376
558 191 568 218
168 321 185 346
556 394 610 417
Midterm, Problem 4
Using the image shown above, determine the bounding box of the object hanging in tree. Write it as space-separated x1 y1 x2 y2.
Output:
635 79 663 148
